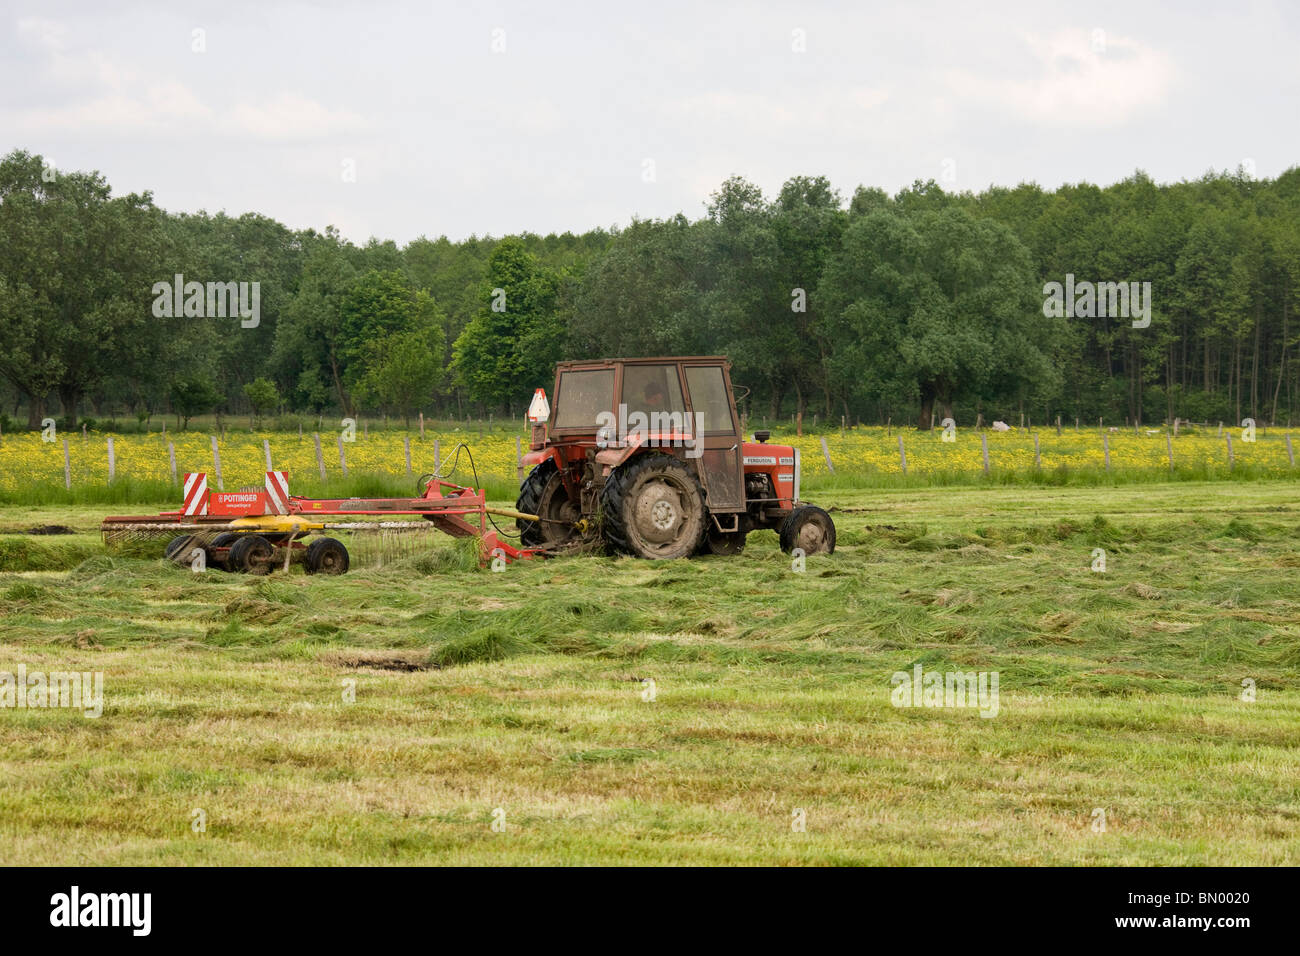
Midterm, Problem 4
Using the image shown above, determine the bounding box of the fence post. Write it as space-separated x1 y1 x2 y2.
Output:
1103 434 1110 471
313 433 326 482
1287 434 1295 467
404 435 412 475
980 432 990 476
1166 432 1174 472
63 438 71 490
898 435 907 475
434 439 441 474
263 438 272 470
106 436 116 482
1225 434 1234 470
1055 415 1061 436
168 441 177 485
1034 434 1041 469
516 436 524 482
1217 422 1223 438
210 434 223 490
820 436 835 473
419 411 425 439
1173 417 1180 437
338 435 348 476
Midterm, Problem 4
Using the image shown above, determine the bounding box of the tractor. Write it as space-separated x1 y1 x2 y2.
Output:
516 356 836 559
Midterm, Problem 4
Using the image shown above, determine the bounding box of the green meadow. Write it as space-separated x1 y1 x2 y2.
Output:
0 481 1297 864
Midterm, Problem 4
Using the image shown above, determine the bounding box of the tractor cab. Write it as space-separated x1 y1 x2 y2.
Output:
518 357 835 560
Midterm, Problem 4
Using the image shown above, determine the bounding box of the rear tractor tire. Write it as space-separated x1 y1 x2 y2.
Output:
601 453 707 560
305 537 349 575
779 506 836 556
516 459 585 549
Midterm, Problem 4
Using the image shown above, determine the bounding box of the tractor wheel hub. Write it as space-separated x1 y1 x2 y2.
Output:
634 483 682 543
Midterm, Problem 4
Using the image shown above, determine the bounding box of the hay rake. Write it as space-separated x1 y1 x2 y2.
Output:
102 464 565 575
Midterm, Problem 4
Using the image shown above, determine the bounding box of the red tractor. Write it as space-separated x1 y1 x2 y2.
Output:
516 356 835 560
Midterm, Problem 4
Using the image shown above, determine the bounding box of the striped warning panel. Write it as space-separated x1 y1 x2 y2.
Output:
264 470 290 514
182 473 209 516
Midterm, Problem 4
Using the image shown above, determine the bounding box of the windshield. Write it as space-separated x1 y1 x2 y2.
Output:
553 368 615 428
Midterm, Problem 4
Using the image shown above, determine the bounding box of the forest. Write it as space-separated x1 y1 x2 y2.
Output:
3 147 1298 431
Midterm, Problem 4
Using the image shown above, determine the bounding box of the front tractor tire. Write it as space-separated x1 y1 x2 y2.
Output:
779 506 836 556
602 453 707 560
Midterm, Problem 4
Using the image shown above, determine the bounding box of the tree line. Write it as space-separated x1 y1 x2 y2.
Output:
2 147 1298 431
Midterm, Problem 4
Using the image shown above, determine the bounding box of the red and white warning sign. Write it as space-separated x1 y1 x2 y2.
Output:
264 470 290 514
527 388 550 423
182 473 209 515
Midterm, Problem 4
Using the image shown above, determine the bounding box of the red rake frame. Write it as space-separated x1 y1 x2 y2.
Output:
102 473 544 567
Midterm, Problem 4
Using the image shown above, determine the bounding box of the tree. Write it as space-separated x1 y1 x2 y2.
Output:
0 149 171 428
337 268 446 419
243 378 280 426
819 205 1060 428
170 376 223 429
271 229 357 414
452 238 562 412
352 318 445 427
569 216 708 358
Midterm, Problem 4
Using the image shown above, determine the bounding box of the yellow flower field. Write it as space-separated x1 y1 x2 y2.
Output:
783 425 1294 478
0 423 1295 497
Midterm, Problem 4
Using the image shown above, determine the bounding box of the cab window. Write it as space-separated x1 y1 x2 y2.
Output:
685 366 736 435
553 369 614 428
621 364 686 425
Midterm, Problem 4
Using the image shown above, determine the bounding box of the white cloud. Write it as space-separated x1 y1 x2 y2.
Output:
4 85 212 136
667 86 890 136
218 93 368 142
946 29 1176 127
5 21 364 143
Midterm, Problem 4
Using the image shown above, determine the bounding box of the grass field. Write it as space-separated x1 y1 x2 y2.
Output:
1 479 1297 865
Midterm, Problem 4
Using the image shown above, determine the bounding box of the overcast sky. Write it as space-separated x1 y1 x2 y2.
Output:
2 1 1296 244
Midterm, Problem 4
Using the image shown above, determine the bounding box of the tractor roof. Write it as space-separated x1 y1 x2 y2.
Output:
556 356 731 368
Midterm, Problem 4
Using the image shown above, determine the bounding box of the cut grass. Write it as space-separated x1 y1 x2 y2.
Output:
0 481 1297 864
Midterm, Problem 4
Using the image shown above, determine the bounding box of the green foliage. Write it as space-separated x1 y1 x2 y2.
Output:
7 146 1300 430
242 378 280 420
169 376 223 428
0 150 173 429
452 238 564 411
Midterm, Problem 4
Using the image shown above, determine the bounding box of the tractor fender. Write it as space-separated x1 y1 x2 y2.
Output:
520 448 554 468
594 436 647 475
